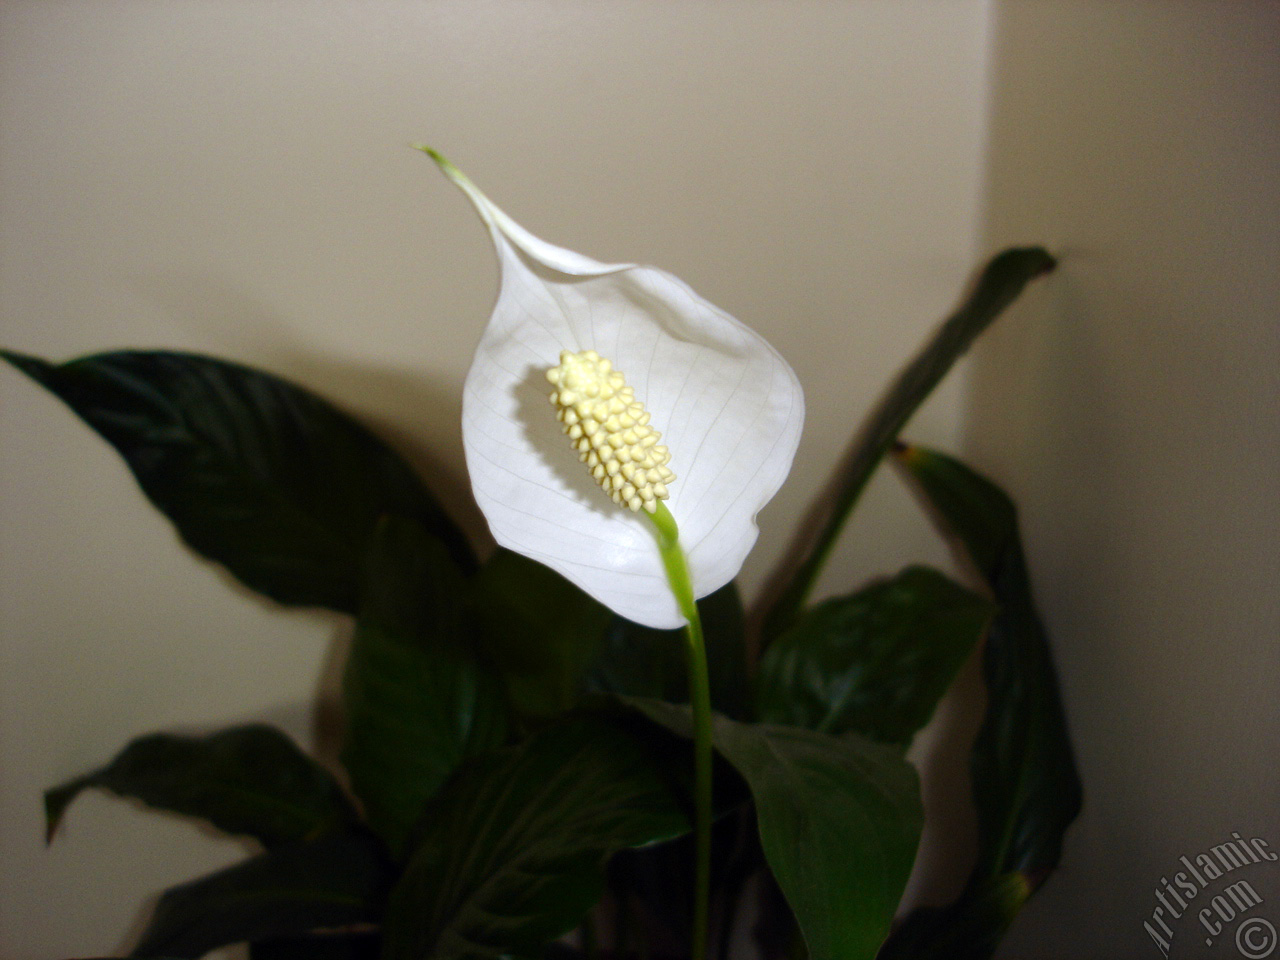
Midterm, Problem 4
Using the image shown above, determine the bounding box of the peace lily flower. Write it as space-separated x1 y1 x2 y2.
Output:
423 149 803 630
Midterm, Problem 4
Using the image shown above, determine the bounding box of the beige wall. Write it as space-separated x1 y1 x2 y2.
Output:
0 3 991 955
973 2 1280 957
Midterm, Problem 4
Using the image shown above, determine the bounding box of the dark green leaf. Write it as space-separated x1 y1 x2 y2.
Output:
45 725 357 848
756 566 992 746
470 549 612 718
761 248 1055 640
342 517 506 857
132 828 394 959
878 444 1082 958
587 581 750 720
381 718 689 960
894 445 1081 879
1 349 474 612
629 699 922 960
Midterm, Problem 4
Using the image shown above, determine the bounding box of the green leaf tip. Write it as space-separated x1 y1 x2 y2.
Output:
893 440 926 466
990 245 1057 277
44 779 82 845
41 725 361 852
1 348 53 382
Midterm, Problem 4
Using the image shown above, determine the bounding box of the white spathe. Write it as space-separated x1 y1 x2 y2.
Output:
427 150 804 629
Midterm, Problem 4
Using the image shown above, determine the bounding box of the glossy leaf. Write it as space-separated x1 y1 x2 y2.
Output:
132 828 394 959
470 549 613 718
894 445 1081 879
762 248 1056 639
629 699 922 960
1 349 473 612
381 717 689 960
756 565 992 746
342 517 506 858
45 725 357 848
586 581 750 721
879 444 1082 958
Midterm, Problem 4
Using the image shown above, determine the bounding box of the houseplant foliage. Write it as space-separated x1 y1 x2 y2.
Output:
4 157 1079 960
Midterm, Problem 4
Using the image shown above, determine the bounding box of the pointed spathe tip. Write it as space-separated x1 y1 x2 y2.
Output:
413 144 465 183
411 142 442 163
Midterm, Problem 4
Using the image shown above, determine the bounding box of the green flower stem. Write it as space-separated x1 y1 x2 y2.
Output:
647 501 712 960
